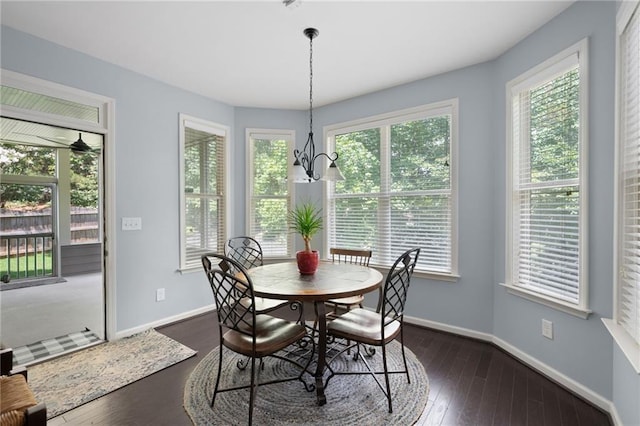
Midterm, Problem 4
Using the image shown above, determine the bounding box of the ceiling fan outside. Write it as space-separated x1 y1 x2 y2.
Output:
9 131 99 154
37 132 94 153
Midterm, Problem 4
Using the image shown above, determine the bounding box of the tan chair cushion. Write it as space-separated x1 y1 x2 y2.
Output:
327 308 401 346
327 295 364 306
223 315 306 357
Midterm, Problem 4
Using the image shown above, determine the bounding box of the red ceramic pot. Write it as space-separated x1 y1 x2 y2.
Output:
296 250 319 275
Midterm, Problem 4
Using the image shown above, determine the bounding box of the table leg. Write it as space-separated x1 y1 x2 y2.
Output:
313 301 327 406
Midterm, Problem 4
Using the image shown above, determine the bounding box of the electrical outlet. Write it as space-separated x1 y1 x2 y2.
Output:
542 319 553 339
122 217 142 231
156 288 165 302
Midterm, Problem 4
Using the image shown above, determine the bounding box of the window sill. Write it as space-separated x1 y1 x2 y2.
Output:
499 283 592 319
602 318 640 374
369 264 459 282
413 270 460 282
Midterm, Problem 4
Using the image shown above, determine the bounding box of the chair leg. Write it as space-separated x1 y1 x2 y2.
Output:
248 356 257 425
400 326 410 384
382 344 393 413
211 344 224 407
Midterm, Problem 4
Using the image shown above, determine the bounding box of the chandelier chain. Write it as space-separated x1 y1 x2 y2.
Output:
309 34 313 134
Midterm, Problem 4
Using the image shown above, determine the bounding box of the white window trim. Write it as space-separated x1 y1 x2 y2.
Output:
504 38 590 318
1 69 108 130
323 100 459 279
608 0 640 374
178 113 230 272
245 128 295 259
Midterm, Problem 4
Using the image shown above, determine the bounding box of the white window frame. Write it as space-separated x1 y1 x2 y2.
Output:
504 39 590 319
603 0 640 374
246 128 295 259
324 100 459 280
178 113 230 272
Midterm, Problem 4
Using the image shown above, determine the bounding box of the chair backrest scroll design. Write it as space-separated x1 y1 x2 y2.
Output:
380 248 421 325
225 236 264 271
202 253 256 338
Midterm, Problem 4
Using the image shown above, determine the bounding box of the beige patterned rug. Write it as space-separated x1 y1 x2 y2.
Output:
28 328 197 419
184 340 428 425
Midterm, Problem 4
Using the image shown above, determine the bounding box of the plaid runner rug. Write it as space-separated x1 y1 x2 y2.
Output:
12 329 101 366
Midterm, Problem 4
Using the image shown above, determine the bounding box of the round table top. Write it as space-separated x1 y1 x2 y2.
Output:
245 261 383 302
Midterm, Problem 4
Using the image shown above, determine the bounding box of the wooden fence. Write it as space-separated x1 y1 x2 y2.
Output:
1 209 100 280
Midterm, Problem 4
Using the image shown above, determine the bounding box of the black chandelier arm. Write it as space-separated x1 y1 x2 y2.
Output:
313 151 339 163
294 150 340 182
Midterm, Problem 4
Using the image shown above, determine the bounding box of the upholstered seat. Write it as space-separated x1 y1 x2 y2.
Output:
324 308 400 346
222 314 307 357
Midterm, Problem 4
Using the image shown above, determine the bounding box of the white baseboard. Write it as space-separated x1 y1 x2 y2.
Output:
114 304 215 340
404 314 494 342
609 403 623 426
404 314 616 422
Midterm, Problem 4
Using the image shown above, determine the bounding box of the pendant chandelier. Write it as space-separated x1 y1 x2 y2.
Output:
292 28 345 183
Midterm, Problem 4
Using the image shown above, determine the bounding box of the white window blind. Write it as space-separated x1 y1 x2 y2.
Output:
618 4 640 345
327 101 458 275
247 130 294 258
179 116 227 270
507 40 587 310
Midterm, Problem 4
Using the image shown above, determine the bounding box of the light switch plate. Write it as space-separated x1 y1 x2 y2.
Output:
156 288 165 302
122 217 142 231
542 319 553 339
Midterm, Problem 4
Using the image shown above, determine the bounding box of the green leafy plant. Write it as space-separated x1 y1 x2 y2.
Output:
288 202 322 252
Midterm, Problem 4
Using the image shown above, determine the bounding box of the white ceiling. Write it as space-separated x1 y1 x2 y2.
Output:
1 1 574 110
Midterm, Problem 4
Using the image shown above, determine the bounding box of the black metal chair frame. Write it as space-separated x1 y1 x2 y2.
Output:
225 236 295 311
202 253 315 424
224 236 264 270
324 247 421 413
326 247 373 314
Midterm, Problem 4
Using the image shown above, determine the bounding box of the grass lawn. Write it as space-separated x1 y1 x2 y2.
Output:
0 251 53 280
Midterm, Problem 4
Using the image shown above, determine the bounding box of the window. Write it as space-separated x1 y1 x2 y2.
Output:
505 39 589 317
607 0 640 373
246 129 294 258
179 114 229 270
326 101 458 277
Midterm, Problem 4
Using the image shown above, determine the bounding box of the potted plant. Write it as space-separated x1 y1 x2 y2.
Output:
288 201 322 274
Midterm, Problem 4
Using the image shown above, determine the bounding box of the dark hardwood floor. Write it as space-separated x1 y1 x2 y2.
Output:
48 311 612 426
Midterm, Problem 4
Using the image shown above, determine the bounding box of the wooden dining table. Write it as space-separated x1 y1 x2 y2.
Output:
244 260 383 405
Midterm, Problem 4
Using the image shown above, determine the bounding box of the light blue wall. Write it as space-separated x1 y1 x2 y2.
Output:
3 1 638 422
1 26 235 332
613 345 640 425
492 0 616 401
314 63 496 334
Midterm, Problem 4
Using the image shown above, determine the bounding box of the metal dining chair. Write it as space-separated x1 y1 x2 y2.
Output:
325 247 421 413
312 248 373 345
325 248 373 316
201 253 314 425
224 236 289 314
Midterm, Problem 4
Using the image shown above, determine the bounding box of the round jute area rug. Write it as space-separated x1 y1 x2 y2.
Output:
183 340 428 425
